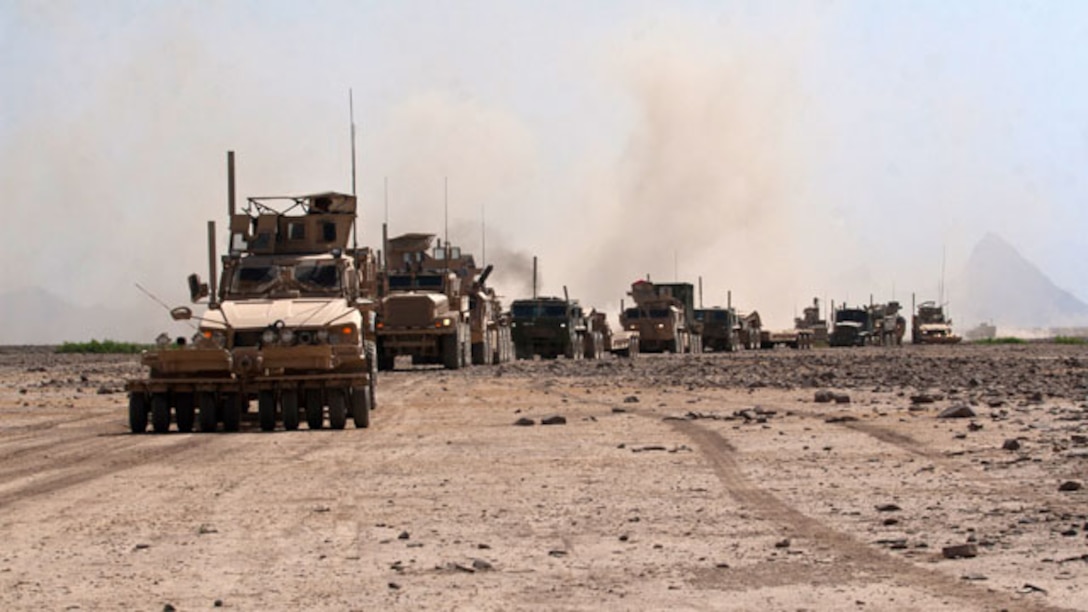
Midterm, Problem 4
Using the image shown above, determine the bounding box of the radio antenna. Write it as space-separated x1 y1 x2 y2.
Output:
349 88 358 252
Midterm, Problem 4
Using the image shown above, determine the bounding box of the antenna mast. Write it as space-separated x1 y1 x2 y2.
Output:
444 176 449 247
481 201 486 267
349 89 358 251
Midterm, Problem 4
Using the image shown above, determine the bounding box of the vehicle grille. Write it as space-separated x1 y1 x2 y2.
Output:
384 296 437 327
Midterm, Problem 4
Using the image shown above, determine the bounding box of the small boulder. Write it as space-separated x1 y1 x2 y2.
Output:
942 544 978 559
623 395 640 403
513 417 535 426
833 393 851 404
1002 439 1021 451
814 390 834 403
541 415 567 426
1058 481 1083 492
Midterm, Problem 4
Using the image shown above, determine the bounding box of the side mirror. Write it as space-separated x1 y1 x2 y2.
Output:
170 306 193 321
188 274 209 303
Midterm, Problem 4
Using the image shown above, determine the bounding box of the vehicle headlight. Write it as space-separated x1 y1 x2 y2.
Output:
656 323 665 329
211 331 227 348
438 317 451 327
316 329 329 343
559 323 567 328
262 329 277 345
297 330 313 345
280 329 295 345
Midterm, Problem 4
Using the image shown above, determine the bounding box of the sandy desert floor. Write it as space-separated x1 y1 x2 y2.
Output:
1 344 1086 611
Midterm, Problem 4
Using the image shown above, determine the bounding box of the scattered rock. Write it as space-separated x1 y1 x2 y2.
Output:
883 518 899 526
618 534 629 542
96 386 115 395
623 395 639 403
833 393 851 404
938 405 976 419
398 531 410 540
911 394 940 404
825 415 858 423
1002 439 1021 451
814 390 834 403
1058 481 1083 492
774 538 790 549
471 558 493 571
513 417 535 426
967 421 983 432
541 415 567 425
134 543 150 551
163 605 176 612
548 550 568 558
875 504 901 512
213 600 223 608
1019 583 1048 595
612 407 627 413
388 582 401 590
941 544 978 559
631 445 667 453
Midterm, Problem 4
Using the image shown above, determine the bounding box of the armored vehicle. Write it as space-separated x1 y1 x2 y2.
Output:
510 290 597 359
794 298 829 346
376 234 473 370
870 301 906 346
588 310 638 358
126 153 378 433
830 305 873 347
695 307 741 352
912 297 961 344
620 280 703 354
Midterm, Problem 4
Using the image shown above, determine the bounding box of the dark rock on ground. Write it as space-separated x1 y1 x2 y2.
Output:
541 415 567 425
938 405 976 419
514 417 535 426
942 544 978 559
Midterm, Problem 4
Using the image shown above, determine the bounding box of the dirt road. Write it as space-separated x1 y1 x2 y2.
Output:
1 346 1086 610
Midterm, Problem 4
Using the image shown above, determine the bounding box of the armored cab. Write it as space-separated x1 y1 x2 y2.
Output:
126 154 378 434
376 234 472 370
695 307 741 352
620 280 703 354
510 292 597 360
830 305 873 347
912 298 961 344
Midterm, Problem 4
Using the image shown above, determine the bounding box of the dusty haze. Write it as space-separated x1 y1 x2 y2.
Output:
3 3 1087 342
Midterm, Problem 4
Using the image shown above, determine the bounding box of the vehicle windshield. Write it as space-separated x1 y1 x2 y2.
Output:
512 303 568 318
228 259 342 297
837 309 868 324
388 274 445 292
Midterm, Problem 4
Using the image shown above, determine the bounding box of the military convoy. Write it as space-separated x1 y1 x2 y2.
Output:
126 153 378 433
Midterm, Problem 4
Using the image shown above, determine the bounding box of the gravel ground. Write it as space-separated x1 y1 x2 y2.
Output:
0 344 1086 611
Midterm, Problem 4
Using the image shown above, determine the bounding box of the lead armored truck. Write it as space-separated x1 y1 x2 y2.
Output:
126 154 378 433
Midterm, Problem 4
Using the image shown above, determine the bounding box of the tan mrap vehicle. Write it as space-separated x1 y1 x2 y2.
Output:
376 234 472 370
126 155 378 433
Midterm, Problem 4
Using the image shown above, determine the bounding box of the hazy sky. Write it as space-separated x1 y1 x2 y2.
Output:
2 0 1087 335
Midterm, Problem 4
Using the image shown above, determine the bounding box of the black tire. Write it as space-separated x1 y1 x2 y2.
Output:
151 393 171 434
328 388 347 430
281 390 300 431
442 335 461 370
665 339 677 354
221 394 242 432
258 390 276 432
198 392 217 433
471 342 485 366
378 352 395 371
175 393 195 433
369 371 377 412
351 386 371 429
128 393 148 433
305 389 324 430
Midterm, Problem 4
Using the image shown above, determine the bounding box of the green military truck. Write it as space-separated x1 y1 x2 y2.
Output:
510 291 600 360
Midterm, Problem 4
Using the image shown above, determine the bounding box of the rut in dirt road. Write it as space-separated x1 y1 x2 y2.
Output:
669 419 1069 612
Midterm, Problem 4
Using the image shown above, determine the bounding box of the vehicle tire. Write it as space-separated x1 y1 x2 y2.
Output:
327 388 347 430
471 342 485 366
378 352 395 371
258 390 276 432
305 389 324 430
151 393 171 434
442 335 461 370
281 389 300 431
175 393 195 433
221 393 242 432
665 339 677 354
198 392 217 433
128 393 148 433
351 385 371 428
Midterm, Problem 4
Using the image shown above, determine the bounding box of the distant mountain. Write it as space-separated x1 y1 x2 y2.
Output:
951 233 1088 329
0 288 176 345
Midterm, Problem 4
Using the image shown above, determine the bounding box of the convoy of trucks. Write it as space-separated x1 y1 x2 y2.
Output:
123 148 982 434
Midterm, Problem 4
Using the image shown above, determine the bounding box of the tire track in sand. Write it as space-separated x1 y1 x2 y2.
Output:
668 418 1068 612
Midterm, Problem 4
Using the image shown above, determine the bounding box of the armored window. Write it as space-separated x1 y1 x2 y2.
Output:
288 222 306 240
322 222 337 242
